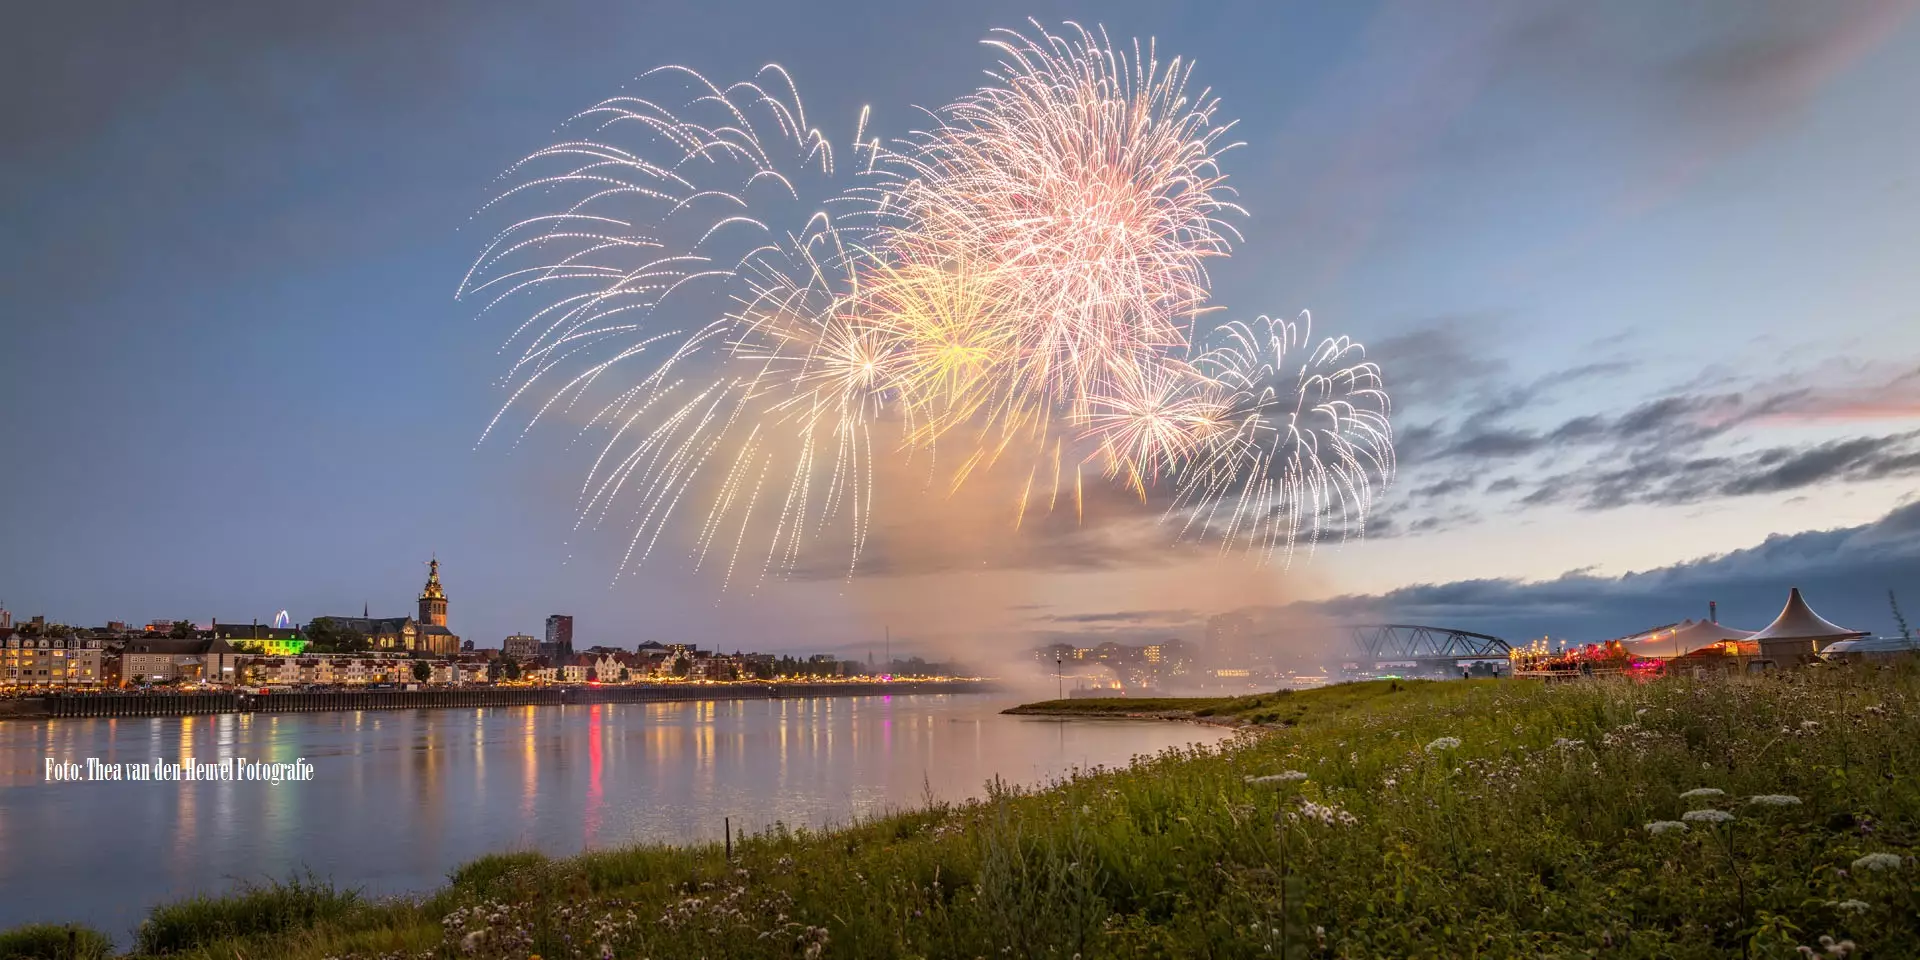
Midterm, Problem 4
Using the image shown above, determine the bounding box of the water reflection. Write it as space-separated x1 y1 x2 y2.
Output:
0 695 1229 940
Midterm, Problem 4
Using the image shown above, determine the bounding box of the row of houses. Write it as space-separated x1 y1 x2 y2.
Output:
2 631 793 689
524 645 780 684
2 633 487 689
2 635 242 688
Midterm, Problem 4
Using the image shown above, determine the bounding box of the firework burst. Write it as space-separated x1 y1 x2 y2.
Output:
464 21 1395 585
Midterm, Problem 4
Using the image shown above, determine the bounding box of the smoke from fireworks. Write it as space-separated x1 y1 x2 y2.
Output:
462 21 1395 587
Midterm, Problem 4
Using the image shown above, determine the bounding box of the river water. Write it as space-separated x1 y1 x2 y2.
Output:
0 694 1233 939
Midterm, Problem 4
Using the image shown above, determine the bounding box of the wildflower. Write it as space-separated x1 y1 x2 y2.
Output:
1245 771 1309 785
460 930 487 954
1552 737 1581 750
1851 852 1903 872
1645 820 1689 835
1291 799 1358 827
1679 787 1726 800
1682 809 1735 824
1424 736 1462 753
1747 794 1802 807
1797 935 1856 958
1828 899 1871 914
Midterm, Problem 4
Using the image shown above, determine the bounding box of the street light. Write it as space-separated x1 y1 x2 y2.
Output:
1056 653 1062 700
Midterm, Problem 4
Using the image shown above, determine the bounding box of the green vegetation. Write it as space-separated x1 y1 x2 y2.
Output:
1004 680 1432 726
10 669 1917 958
303 618 371 655
133 874 362 955
0 924 113 960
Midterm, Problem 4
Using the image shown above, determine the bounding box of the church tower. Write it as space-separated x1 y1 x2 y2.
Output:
418 557 448 627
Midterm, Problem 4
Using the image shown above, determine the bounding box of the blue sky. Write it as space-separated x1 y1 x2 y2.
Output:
3 0 1917 657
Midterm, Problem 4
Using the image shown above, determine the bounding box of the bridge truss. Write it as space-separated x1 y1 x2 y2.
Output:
1347 624 1512 662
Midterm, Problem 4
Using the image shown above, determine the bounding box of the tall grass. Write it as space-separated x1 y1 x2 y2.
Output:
0 924 112 960
9 667 1915 958
133 873 361 955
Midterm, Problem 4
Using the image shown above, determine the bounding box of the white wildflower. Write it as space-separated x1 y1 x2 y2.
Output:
1645 820 1689 835
1851 852 1902 872
1806 935 1856 958
1828 899 1871 914
1682 809 1735 824
1246 771 1309 785
1552 737 1581 750
1679 787 1726 800
1424 736 1462 754
1747 794 1802 807
1291 799 1358 827
460 930 487 954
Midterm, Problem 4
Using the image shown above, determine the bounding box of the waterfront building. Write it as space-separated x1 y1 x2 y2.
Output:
503 634 539 659
429 660 488 685
314 559 462 656
117 637 240 684
542 614 574 660
1206 612 1255 669
2 631 105 687
212 622 308 656
237 653 414 686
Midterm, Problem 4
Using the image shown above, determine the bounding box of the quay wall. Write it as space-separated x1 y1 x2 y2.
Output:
2 681 999 720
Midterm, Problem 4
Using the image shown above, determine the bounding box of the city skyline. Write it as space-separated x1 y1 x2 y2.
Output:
4 1 1919 655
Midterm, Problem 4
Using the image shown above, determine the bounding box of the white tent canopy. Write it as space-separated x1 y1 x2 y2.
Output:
1622 618 1756 659
1822 636 1920 656
1748 588 1868 644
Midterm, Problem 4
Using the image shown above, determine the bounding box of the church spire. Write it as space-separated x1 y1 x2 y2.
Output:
418 557 448 627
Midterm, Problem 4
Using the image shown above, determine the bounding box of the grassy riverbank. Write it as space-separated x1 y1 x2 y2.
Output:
6 669 1916 959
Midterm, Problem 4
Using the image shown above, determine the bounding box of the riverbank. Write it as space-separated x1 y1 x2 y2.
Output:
6 668 1915 958
0 679 998 721
1000 682 1423 727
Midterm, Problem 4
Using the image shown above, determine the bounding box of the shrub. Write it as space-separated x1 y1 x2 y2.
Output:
0 924 112 960
135 872 361 954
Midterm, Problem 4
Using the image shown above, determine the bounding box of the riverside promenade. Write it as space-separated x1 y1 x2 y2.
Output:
0 679 1000 721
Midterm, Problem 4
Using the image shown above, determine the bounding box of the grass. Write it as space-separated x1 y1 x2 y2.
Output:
0 924 113 960
7 668 1917 958
1003 678 1438 726
132 873 362 955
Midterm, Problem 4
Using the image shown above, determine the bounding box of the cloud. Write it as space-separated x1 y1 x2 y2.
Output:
1365 319 1509 410
1300 500 1920 642
1520 430 1920 510
1382 360 1920 524
1034 609 1200 626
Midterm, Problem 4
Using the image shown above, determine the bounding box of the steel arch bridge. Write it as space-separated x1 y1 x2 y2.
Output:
1347 624 1512 662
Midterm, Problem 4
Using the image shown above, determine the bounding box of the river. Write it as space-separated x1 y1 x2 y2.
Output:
0 693 1234 939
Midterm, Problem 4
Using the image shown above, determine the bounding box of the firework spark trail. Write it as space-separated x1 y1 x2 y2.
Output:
464 23 1395 586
